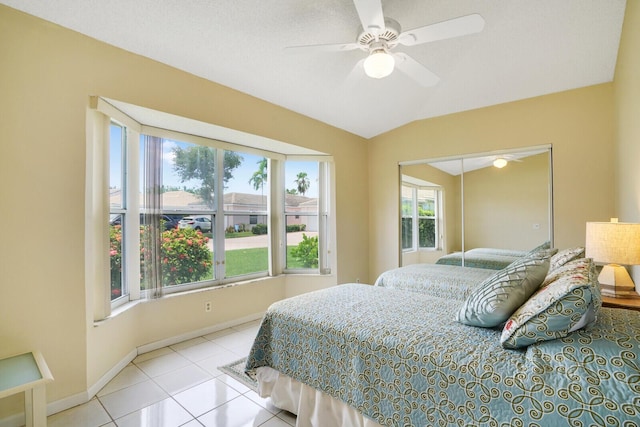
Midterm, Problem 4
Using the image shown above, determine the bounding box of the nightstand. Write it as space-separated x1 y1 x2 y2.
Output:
601 295 640 312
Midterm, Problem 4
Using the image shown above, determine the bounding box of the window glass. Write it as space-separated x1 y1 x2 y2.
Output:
109 122 126 300
417 188 436 249
285 161 319 269
223 152 268 278
401 185 414 250
139 136 215 289
402 185 441 251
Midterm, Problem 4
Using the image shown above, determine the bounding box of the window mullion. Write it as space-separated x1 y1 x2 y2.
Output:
214 148 225 280
125 128 141 301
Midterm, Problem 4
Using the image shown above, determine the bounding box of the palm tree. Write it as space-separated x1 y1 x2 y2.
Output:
249 158 267 192
295 172 310 196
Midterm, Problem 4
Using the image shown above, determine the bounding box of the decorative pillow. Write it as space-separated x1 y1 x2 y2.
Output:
501 258 601 349
457 255 550 328
548 247 585 273
541 257 590 288
526 241 551 256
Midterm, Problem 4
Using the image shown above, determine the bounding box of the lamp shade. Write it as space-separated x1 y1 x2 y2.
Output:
363 51 395 79
585 222 640 265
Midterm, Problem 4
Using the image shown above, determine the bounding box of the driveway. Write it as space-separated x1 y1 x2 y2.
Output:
208 231 318 251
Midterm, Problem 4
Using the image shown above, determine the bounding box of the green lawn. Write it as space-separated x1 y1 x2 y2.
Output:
224 246 306 277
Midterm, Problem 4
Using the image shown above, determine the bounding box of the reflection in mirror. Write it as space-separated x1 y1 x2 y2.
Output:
400 146 552 267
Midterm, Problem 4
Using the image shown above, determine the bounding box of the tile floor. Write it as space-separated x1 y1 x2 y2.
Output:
46 320 296 427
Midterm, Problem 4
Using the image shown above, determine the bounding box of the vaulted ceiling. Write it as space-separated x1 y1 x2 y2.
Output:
1 0 626 138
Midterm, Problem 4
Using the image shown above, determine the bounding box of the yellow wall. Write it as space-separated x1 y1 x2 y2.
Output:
614 0 640 291
1 1 637 421
369 84 616 280
463 153 550 250
0 5 369 418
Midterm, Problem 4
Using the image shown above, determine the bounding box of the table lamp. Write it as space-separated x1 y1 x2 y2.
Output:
585 220 640 298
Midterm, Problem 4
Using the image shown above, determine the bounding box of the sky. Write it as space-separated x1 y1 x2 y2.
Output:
109 126 319 198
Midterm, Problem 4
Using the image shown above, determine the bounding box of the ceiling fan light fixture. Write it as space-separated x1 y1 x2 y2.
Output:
363 49 395 79
493 158 508 168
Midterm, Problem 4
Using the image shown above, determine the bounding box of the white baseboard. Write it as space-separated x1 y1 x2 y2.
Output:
137 312 264 354
0 312 264 426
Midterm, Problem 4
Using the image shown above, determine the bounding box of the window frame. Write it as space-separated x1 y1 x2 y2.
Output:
93 97 334 316
401 182 443 252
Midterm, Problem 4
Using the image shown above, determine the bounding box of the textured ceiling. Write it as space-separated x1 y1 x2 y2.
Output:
1 0 626 139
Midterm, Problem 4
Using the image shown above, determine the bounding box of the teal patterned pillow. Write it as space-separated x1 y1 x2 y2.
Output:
526 241 551 255
501 258 600 349
457 255 550 327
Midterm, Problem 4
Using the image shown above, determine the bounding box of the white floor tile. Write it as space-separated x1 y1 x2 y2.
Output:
216 374 251 394
113 397 194 427
276 410 297 426
175 340 226 362
99 379 169 420
134 347 175 364
207 332 254 351
53 325 293 427
196 350 244 377
244 390 280 415
260 416 293 427
47 398 112 427
153 364 212 395
173 378 240 417
196 395 273 427
135 351 192 378
169 337 209 351
98 364 149 397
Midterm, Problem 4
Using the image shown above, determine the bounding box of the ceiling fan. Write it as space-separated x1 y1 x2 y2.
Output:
286 0 485 87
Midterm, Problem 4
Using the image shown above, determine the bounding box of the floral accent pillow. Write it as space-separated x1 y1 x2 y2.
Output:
501 258 600 349
541 257 591 287
457 255 550 328
548 247 585 273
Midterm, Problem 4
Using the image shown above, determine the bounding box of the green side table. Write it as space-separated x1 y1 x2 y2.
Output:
0 351 53 427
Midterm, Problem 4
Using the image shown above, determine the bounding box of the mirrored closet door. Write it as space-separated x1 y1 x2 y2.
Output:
400 146 553 266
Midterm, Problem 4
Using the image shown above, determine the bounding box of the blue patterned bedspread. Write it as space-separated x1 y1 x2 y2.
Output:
436 248 524 270
246 284 640 426
374 263 493 299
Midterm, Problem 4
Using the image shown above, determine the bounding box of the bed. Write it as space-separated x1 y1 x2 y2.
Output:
373 263 494 298
246 251 640 426
435 247 528 270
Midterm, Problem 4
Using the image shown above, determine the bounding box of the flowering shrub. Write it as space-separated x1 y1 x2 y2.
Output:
110 225 123 299
110 225 213 292
290 233 318 268
153 227 212 287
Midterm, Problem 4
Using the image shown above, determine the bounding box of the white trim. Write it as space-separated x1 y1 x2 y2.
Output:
398 143 552 166
95 97 328 157
137 311 264 354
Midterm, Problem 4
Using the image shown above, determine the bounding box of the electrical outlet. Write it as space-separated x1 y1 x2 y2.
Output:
204 301 212 312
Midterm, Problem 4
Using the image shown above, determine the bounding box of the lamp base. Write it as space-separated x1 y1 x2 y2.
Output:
598 264 640 298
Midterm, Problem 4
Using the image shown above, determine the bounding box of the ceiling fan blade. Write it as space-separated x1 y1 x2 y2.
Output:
397 13 485 46
393 53 440 87
353 0 386 36
284 42 360 53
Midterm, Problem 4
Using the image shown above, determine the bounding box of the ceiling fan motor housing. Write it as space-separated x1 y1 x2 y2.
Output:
356 18 401 51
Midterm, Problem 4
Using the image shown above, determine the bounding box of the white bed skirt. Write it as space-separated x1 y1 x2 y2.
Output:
256 367 384 427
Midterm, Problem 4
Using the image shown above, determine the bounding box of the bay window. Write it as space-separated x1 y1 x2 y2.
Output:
94 97 334 315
